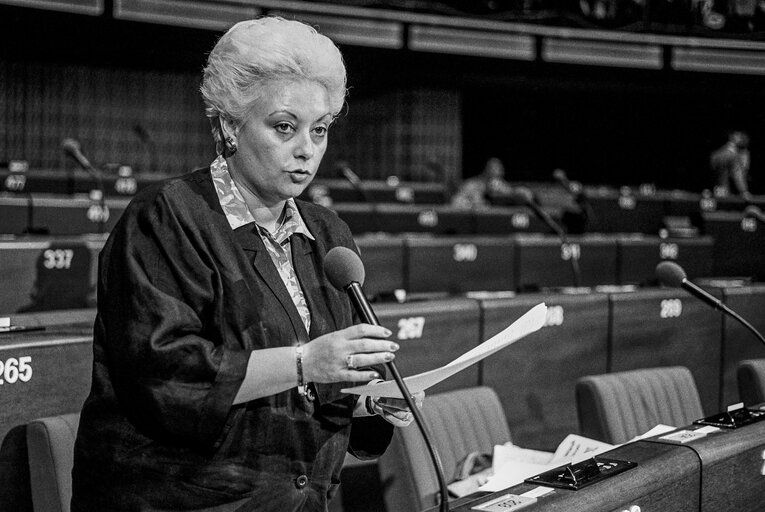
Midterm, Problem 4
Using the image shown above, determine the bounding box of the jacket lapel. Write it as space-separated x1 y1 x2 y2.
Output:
232 224 309 344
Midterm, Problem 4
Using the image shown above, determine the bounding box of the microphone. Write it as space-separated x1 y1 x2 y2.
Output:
133 124 158 172
655 261 765 347
513 186 582 287
553 168 580 196
553 168 593 233
62 138 108 233
62 138 93 171
334 161 382 233
744 205 765 225
324 247 450 512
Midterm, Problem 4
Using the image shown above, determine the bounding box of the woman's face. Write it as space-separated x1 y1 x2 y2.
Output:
229 79 333 207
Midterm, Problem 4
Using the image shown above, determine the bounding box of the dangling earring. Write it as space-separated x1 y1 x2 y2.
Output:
224 136 237 156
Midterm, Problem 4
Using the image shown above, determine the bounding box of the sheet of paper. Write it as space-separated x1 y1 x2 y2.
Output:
478 461 552 492
341 303 547 398
549 434 614 465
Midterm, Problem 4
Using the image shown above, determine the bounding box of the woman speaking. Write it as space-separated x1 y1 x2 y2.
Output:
72 17 420 511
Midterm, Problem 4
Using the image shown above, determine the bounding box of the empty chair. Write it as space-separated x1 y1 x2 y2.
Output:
576 366 704 444
26 413 80 512
377 386 511 512
737 359 765 406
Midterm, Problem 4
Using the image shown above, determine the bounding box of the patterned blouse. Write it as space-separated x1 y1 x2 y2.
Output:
211 155 313 333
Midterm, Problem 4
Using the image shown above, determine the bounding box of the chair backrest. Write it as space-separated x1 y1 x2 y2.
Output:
26 413 80 512
737 359 765 406
576 366 704 444
377 386 511 512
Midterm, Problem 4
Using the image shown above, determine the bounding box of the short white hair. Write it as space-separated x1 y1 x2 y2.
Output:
200 16 347 152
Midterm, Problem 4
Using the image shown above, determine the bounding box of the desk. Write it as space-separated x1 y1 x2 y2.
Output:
405 236 515 294
584 188 666 234
0 320 93 512
355 235 406 298
648 416 765 512
720 286 765 407
0 194 128 235
434 440 700 512
610 288 723 413
0 236 104 315
513 234 618 289
617 235 714 285
376 298 481 396
481 293 609 450
702 211 765 281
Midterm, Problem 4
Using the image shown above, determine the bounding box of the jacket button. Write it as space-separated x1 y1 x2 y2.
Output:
295 474 309 489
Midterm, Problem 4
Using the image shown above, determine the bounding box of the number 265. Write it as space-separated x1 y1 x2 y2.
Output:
0 356 33 385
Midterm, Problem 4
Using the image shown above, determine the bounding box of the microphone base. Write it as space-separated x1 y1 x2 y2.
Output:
694 408 765 429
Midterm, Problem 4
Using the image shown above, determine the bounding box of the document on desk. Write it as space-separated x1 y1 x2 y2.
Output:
341 303 547 399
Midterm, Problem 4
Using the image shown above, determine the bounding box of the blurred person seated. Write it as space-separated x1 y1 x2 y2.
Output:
711 130 752 202
451 157 515 208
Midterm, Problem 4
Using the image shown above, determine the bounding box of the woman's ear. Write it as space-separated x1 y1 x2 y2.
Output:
220 117 238 142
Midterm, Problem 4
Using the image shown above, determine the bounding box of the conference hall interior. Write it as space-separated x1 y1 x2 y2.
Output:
2 1 765 511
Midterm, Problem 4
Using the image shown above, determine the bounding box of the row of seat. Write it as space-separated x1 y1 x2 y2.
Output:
3 285 763 454
382 362 765 511
2 283 765 511
1 188 763 238
24 361 765 512
2 228 763 315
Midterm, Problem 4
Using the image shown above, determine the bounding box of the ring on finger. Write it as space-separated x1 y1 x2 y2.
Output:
345 354 356 369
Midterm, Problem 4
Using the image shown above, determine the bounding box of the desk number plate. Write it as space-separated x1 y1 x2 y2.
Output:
471 493 537 511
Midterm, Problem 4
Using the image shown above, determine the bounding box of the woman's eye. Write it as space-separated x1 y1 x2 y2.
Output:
275 123 294 134
313 126 328 137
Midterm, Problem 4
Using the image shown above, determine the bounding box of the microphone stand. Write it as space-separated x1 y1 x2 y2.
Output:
520 193 582 288
346 282 450 512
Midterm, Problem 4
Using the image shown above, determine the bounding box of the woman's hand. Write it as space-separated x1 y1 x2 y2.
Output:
302 324 398 384
370 391 425 427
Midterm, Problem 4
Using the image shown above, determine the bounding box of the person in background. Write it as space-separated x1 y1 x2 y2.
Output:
451 156 515 208
710 130 752 202
71 16 421 512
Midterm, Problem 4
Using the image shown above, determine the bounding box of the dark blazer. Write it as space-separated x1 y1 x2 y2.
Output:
72 168 393 512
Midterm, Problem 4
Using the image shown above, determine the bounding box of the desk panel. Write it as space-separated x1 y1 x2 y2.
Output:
334 203 473 235
617 236 714 285
376 299 481 396
649 418 765 512
721 286 765 407
481 293 609 450
0 236 104 315
355 235 405 299
610 288 723 413
0 329 92 443
514 235 618 290
405 236 515 294
702 211 765 280
0 194 128 235
585 190 666 234
472 207 556 235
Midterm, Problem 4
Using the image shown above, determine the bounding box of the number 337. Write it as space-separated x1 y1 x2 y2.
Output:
0 356 32 385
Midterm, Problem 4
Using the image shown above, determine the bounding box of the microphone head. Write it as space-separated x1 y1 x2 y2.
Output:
324 246 365 289
510 186 535 205
744 205 762 218
655 261 687 288
61 138 81 153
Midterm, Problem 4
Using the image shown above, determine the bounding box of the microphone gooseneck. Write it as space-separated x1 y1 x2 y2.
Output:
335 162 383 233
513 187 582 287
62 138 107 233
744 205 765 225
324 247 451 512
655 261 765 347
